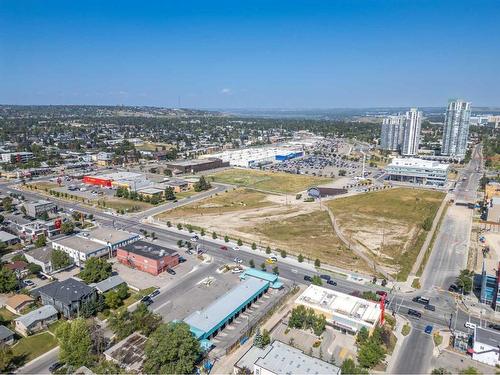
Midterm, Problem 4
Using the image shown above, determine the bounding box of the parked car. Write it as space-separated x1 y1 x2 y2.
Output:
178 256 187 263
424 304 436 311
304 275 312 282
49 362 63 373
464 322 476 330
234 257 243 264
148 289 160 299
23 279 35 287
424 325 433 334
166 268 176 275
327 279 337 286
320 274 331 281
191 235 199 242
488 323 500 331
36 273 48 280
140 296 153 306
407 309 422 318
220 246 228 251
231 267 243 274
376 290 388 298
448 284 460 293
232 246 240 251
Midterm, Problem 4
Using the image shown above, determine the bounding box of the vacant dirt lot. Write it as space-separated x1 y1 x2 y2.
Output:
207 168 332 193
327 188 444 279
158 188 372 273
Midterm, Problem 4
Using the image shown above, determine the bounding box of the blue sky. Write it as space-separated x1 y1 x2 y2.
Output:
1 0 499 108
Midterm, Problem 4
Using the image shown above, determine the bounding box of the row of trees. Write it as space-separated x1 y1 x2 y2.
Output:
288 305 326 336
108 303 162 340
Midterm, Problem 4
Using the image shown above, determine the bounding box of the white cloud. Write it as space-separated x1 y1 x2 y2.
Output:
220 88 232 95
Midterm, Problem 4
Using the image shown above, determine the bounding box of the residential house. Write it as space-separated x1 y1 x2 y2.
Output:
14 305 58 336
33 278 97 318
24 246 57 274
4 261 29 279
92 275 126 294
0 325 15 345
5 294 35 314
0 230 20 246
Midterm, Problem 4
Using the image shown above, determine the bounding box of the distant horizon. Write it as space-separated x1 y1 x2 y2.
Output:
2 103 500 111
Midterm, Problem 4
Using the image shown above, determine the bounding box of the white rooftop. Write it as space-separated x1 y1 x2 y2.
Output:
296 285 381 328
388 157 449 170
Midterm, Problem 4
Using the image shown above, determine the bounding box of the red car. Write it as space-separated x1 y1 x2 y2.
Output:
376 290 388 298
220 246 228 251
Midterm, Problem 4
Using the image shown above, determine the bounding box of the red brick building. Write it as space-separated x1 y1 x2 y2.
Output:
117 240 179 276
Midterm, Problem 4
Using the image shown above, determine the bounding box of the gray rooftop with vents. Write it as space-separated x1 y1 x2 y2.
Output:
121 240 178 260
236 340 341 375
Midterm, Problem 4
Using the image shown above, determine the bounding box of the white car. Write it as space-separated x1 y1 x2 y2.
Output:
464 322 476 330
231 267 243 274
234 258 243 264
232 246 240 251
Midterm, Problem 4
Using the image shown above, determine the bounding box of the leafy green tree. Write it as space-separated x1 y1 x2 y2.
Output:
272 266 279 275
341 358 368 374
51 249 73 270
249 259 255 268
92 360 125 374
193 176 211 192
251 242 257 250
166 221 172 227
338 169 347 176
224 235 229 243
143 322 201 375
0 268 17 293
312 314 326 336
61 221 75 234
177 240 183 248
431 368 451 375
28 263 42 274
422 217 433 231
116 283 128 300
212 231 217 239
298 254 304 263
177 223 182 230
456 269 474 294
356 327 369 345
105 291 122 310
12 253 27 262
35 234 46 248
260 262 266 271
237 238 243 246
2 197 13 212
265 246 271 254
0 344 13 372
79 258 112 284
314 258 321 267
261 329 271 347
56 318 93 369
280 249 287 258
312 275 323 286
459 367 480 375
0 215 4 224
164 187 176 201
254 328 263 348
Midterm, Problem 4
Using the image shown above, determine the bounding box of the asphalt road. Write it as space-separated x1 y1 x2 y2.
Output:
391 144 484 374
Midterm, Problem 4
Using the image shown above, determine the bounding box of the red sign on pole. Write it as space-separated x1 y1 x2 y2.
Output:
54 218 62 229
380 295 385 325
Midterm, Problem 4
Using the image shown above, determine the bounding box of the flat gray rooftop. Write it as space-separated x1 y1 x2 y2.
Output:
80 226 139 245
184 277 268 335
52 235 106 254
254 341 341 375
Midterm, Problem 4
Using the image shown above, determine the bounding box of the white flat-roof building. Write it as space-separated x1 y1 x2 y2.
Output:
295 285 382 334
0 152 34 164
201 146 302 168
385 157 449 186
472 327 500 367
51 226 139 266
